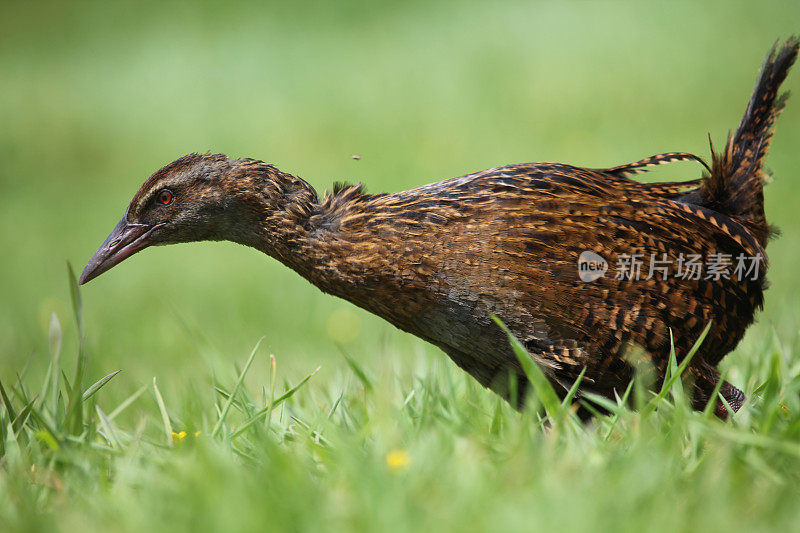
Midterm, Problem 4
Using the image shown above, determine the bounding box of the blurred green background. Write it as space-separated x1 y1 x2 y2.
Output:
1 0 799 401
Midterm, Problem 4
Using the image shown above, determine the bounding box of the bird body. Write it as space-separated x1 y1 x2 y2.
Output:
80 39 798 418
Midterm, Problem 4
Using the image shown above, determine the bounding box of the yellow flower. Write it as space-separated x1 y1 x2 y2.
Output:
171 431 187 443
386 449 411 472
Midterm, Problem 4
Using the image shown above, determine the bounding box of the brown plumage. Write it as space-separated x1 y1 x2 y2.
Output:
80 39 798 418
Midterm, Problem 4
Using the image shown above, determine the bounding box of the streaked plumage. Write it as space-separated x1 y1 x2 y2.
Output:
80 39 798 418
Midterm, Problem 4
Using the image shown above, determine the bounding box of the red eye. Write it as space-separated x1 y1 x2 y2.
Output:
158 189 173 205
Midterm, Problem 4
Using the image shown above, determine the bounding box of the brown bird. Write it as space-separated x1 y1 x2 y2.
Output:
80 39 798 418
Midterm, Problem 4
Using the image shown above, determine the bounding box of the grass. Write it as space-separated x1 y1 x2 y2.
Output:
3 1 800 531
2 268 800 532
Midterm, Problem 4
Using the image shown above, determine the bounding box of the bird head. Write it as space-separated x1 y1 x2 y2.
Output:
79 153 314 285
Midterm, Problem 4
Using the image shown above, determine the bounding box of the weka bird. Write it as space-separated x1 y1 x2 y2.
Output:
81 39 798 418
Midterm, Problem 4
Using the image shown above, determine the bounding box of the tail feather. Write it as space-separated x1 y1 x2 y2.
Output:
696 37 799 246
602 151 710 177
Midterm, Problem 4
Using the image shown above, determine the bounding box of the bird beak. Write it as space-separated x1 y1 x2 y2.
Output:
79 213 165 285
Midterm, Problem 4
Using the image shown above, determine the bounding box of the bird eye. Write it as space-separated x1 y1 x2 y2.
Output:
158 189 173 205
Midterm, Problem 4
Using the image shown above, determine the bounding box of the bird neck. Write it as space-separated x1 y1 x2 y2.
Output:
244 177 431 326
220 162 318 253
250 179 367 285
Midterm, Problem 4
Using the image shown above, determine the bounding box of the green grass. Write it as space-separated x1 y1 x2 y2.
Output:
2 268 800 532
2 1 800 531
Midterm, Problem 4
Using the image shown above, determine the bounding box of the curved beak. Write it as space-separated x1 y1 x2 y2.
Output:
79 213 165 285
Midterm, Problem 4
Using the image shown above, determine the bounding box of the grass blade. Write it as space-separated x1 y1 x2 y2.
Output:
327 387 345 420
643 322 712 417
83 370 122 402
703 370 728 419
11 396 36 435
152 377 173 447
491 315 563 422
0 377 18 423
561 367 587 409
43 312 62 414
266 354 277 428
211 337 264 438
231 367 320 440
108 384 148 421
581 391 624 414
665 329 685 400
604 380 634 440
341 349 373 392
67 262 83 333
96 405 123 449
65 263 87 435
